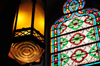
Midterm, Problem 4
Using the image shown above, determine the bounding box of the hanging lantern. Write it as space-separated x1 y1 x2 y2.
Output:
8 0 45 65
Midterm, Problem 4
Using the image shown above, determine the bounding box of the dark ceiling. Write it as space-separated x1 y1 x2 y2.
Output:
0 0 100 66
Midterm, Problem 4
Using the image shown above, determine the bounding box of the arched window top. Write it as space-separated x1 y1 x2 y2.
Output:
51 9 100 37
63 0 85 14
50 0 100 66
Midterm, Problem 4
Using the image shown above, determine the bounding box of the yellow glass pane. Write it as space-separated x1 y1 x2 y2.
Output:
34 3 45 35
16 1 33 29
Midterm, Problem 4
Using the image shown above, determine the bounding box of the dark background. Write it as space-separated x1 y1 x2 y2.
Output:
0 0 100 66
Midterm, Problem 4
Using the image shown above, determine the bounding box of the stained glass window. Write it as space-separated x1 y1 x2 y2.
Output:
50 0 100 66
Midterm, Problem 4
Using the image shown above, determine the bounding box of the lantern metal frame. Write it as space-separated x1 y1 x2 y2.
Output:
11 0 45 49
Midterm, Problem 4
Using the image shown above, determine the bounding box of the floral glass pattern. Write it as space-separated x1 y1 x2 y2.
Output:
50 0 100 66
89 45 99 58
68 19 83 30
87 29 96 41
71 49 88 63
70 33 85 45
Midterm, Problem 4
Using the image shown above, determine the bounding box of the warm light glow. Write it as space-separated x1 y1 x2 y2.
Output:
9 0 45 64
13 2 45 35
8 52 26 65
8 48 43 65
9 42 44 63
16 1 33 29
34 3 45 35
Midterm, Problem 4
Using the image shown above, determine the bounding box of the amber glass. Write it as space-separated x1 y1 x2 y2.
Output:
16 0 33 30
10 41 44 63
34 3 45 35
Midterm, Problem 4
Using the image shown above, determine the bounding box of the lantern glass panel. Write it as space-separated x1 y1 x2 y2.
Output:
16 0 33 30
34 3 45 35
